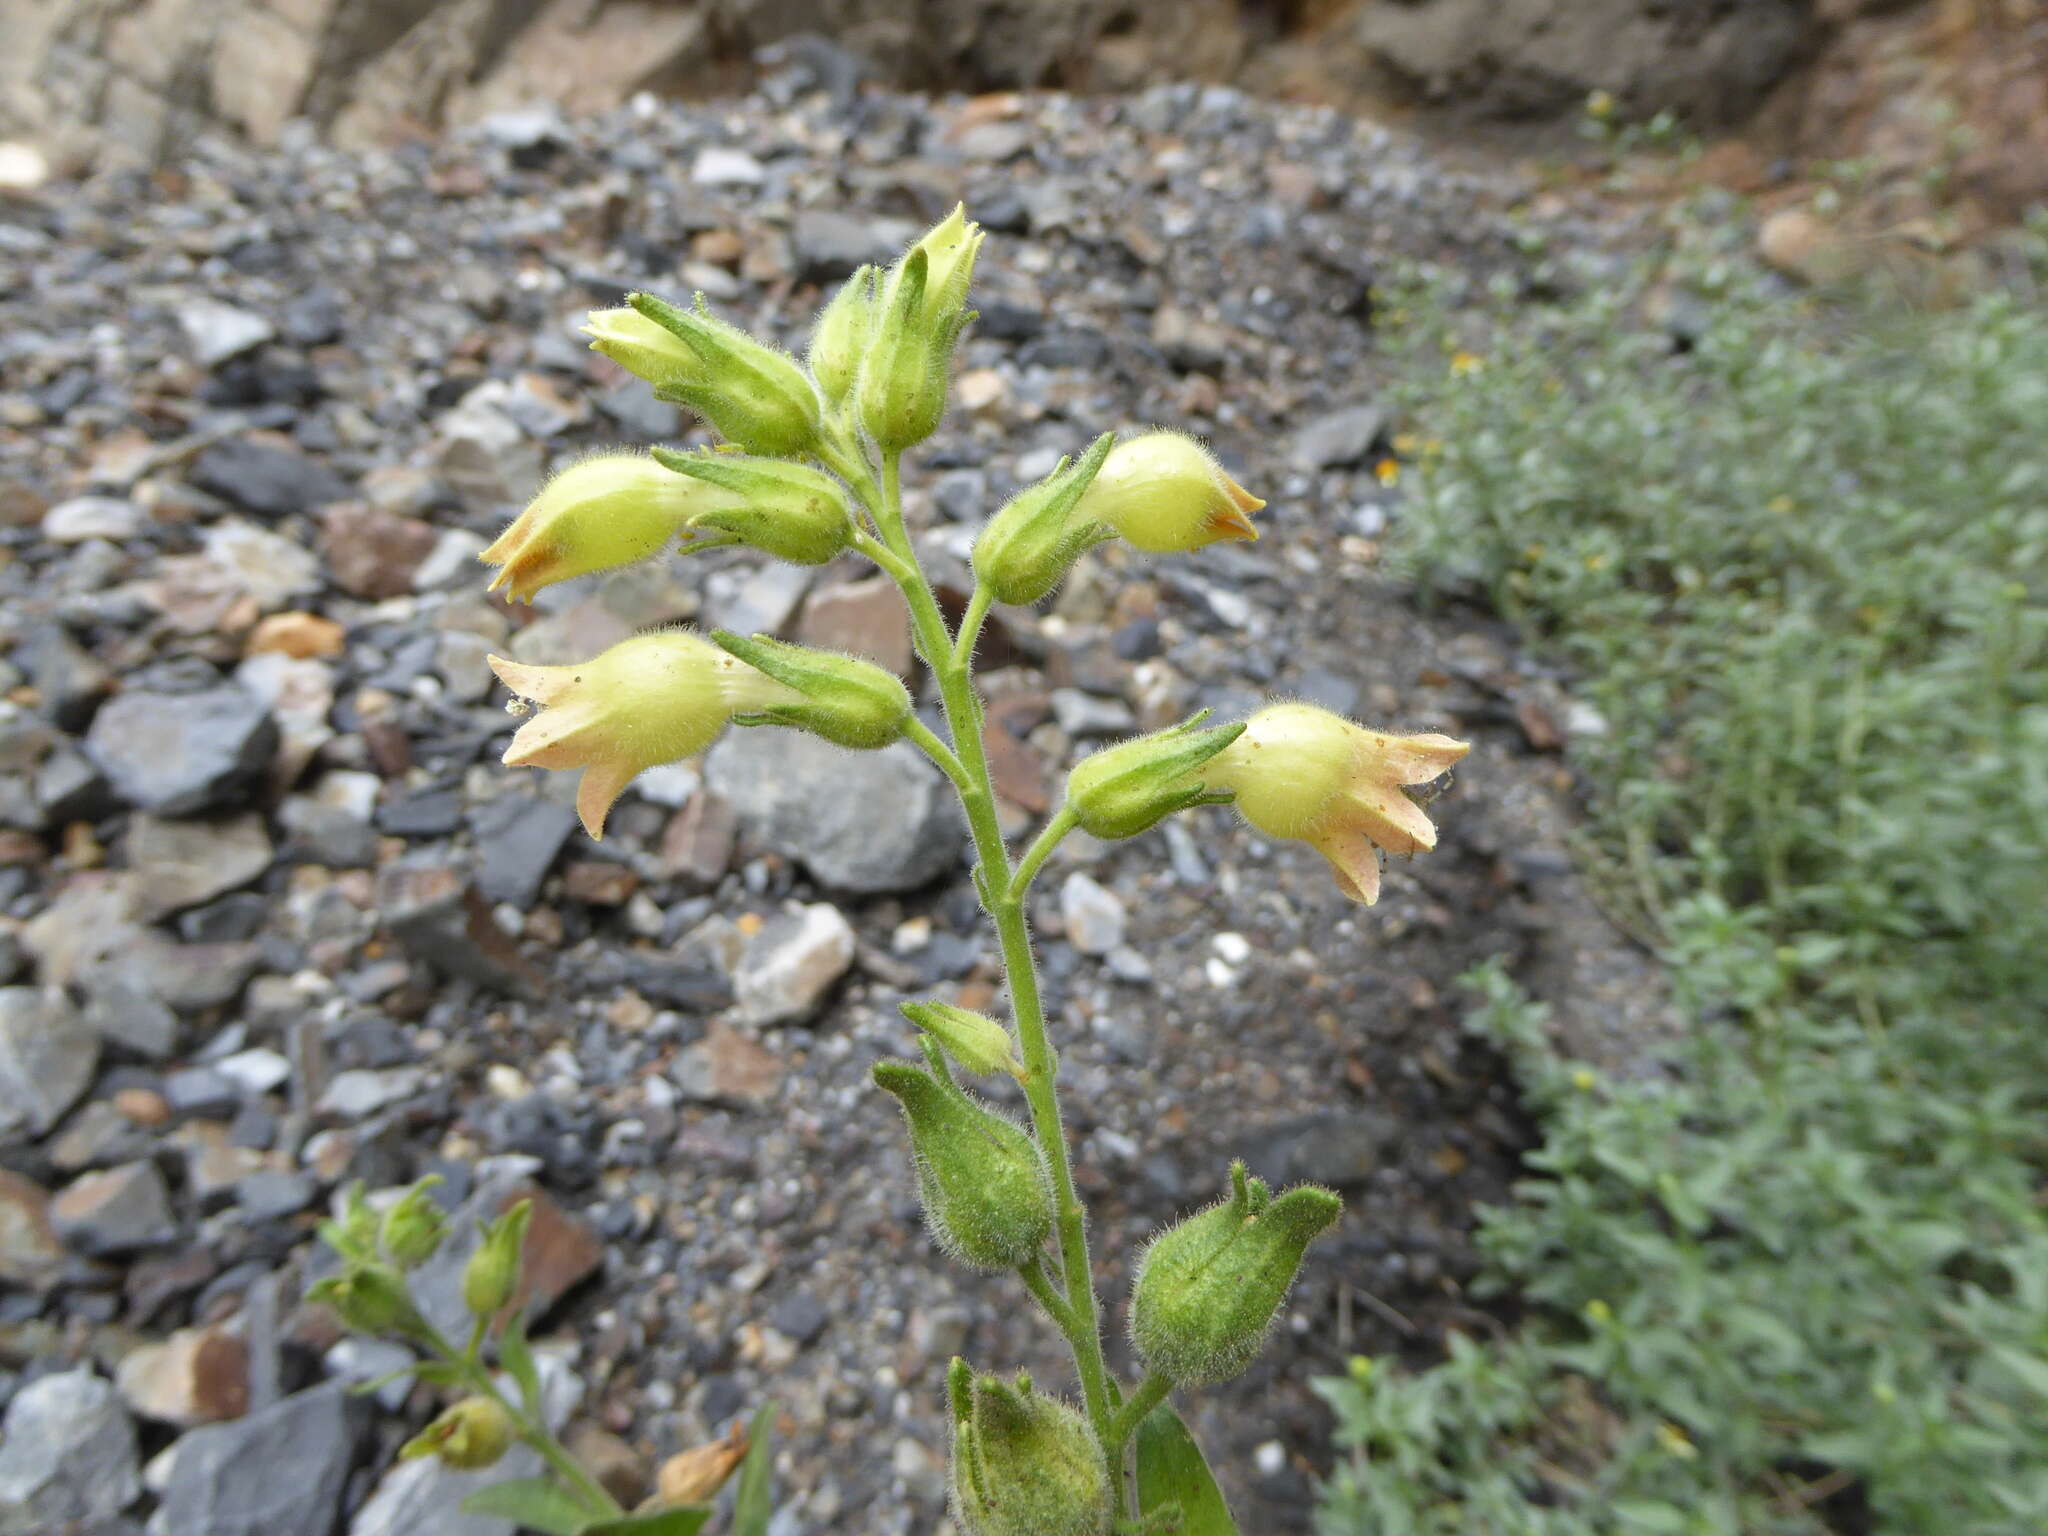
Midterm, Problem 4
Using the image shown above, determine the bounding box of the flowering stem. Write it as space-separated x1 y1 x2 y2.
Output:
1103 1373 1171 1454
1010 804 1079 902
860 444 1125 1507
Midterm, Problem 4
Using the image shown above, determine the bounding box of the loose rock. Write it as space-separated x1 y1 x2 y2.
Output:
86 685 278 816
0 1369 142 1532
734 902 857 1026
0 986 98 1141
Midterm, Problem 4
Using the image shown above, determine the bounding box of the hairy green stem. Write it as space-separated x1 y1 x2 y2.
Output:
1104 1374 1172 1454
861 444 1125 1508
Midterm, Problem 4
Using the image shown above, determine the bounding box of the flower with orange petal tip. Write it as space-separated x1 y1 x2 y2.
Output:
480 452 735 603
1070 431 1263 553
489 632 793 838
1203 702 1468 905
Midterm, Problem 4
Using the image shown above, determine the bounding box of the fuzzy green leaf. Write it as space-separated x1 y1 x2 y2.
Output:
1135 1404 1238 1535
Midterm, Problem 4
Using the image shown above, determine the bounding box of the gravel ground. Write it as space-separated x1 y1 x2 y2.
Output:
0 75 1671 1535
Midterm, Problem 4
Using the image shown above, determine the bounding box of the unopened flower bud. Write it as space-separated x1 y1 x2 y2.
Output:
1202 702 1469 905
401 1396 517 1470
307 1263 425 1339
379 1175 447 1270
858 248 952 451
709 630 911 749
1071 431 1263 552
1130 1161 1341 1385
1064 710 1245 840
582 306 697 384
322 1181 379 1261
462 1198 534 1320
808 266 880 406
872 1040 1052 1271
650 448 855 566
612 291 821 457
899 1000 1021 1078
970 433 1116 606
657 1420 751 1506
905 204 985 336
481 452 735 603
490 631 793 837
948 1359 1112 1536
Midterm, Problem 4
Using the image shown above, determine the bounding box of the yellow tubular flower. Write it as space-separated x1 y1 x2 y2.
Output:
481 452 735 603
489 632 793 838
1204 702 1468 905
1070 431 1263 552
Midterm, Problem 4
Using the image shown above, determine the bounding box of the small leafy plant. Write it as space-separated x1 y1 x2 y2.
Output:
410 205 1469 1530
311 1182 774 1533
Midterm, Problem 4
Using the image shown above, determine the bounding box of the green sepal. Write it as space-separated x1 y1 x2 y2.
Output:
948 1362 1113 1536
1130 1162 1342 1386
1136 1404 1238 1534
379 1174 448 1270
463 1197 533 1321
808 266 879 405
971 432 1117 605
858 248 950 450
711 629 911 749
628 291 820 457
459 1478 598 1535
307 1263 429 1341
729 1402 777 1536
1065 710 1246 840
871 1040 1053 1270
650 448 853 566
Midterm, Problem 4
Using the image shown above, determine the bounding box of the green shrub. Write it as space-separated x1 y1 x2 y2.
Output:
1315 225 2048 1534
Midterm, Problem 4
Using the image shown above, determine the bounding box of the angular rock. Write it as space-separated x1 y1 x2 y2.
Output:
706 729 961 894
1290 404 1385 471
0 1369 141 1532
190 436 352 519
153 1385 364 1536
127 813 273 920
734 902 856 1026
0 986 98 1141
115 1324 250 1427
469 795 580 908
319 502 439 599
1060 872 1127 956
672 1023 784 1108
347 1446 546 1536
51 1159 176 1255
796 575 915 677
178 299 275 366
86 685 278 815
377 864 542 995
18 623 114 730
790 208 906 281
203 519 325 608
44 494 145 543
0 1168 64 1286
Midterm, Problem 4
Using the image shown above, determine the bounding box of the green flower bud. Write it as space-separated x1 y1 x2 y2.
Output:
970 433 1117 606
379 1175 448 1270
948 1359 1112 1536
808 265 880 406
1064 710 1246 840
462 1199 534 1320
320 1181 380 1262
858 249 953 451
872 1040 1052 1271
906 204 986 335
900 1000 1022 1078
1129 1161 1342 1385
710 630 911 749
620 291 821 457
650 448 855 566
307 1263 427 1339
401 1396 517 1470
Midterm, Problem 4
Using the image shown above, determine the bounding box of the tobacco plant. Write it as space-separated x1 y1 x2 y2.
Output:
333 206 1468 1531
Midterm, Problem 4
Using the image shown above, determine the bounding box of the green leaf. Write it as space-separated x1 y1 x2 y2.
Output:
579 1510 711 1536
459 1478 595 1536
498 1308 543 1419
1135 1404 1237 1535
730 1402 777 1536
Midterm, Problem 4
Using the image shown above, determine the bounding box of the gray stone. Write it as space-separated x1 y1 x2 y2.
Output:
127 812 273 920
154 1385 364 1536
377 865 542 995
51 1159 175 1255
1059 872 1126 956
18 623 113 730
789 209 908 282
83 980 181 1060
85 934 261 1013
202 520 324 607
703 562 811 638
316 1068 426 1120
87 685 277 815
189 437 352 519
1050 688 1137 737
470 795 580 908
0 1369 141 1532
177 299 275 367
734 903 856 1026
706 729 962 894
1290 404 1384 471
34 746 114 825
0 987 98 1141
691 146 764 185
1241 1109 1402 1188
44 494 145 543
236 1169 316 1221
